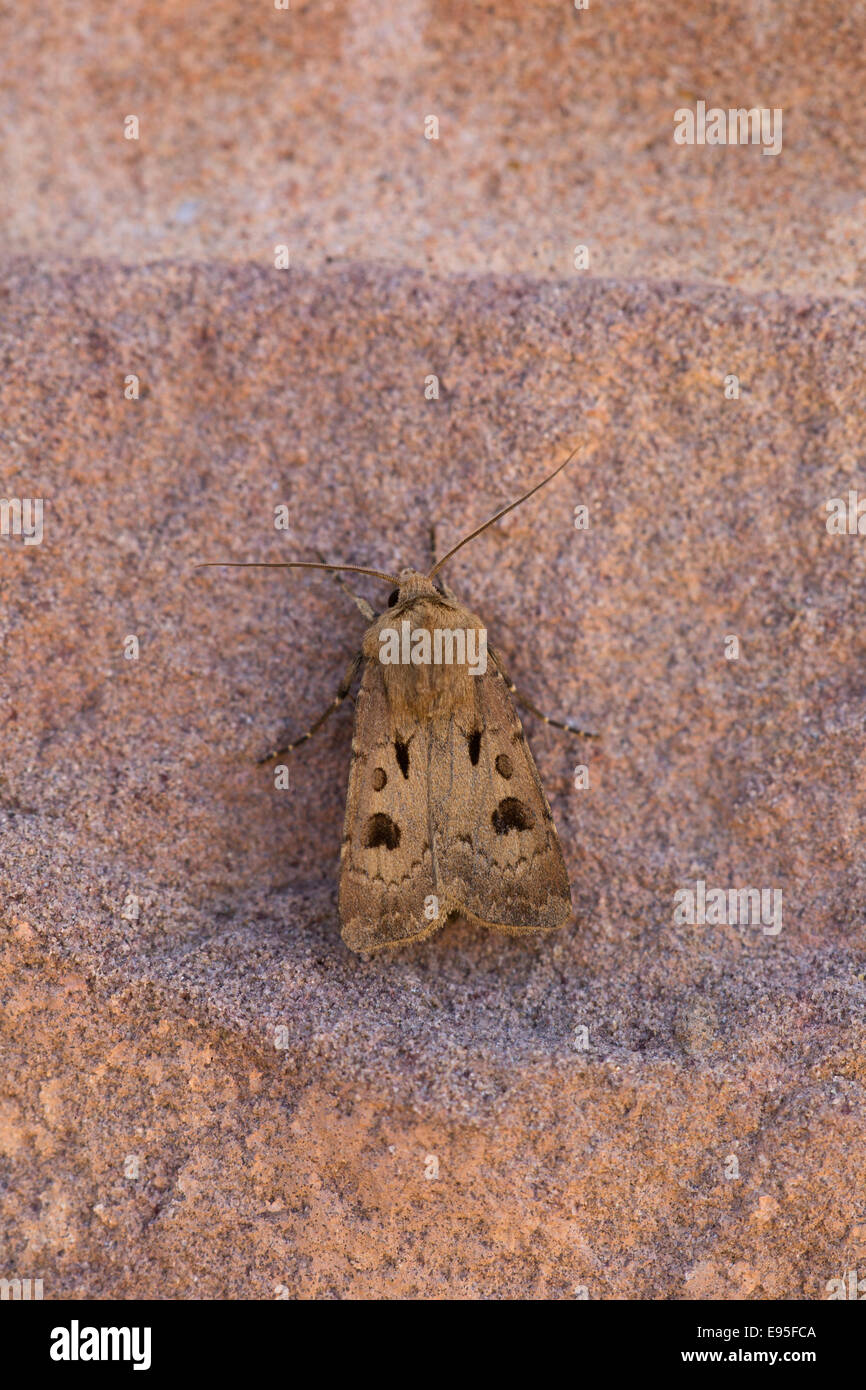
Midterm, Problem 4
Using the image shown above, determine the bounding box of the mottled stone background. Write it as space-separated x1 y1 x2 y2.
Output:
1 1 864 1299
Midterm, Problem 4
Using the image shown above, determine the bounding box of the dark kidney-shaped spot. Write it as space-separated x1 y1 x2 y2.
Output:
467 729 482 765
495 753 513 779
365 812 401 850
491 797 536 835
371 767 387 791
394 737 410 779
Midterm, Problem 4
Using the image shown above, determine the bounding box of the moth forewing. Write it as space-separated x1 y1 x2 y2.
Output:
338 579 572 953
434 661 572 937
339 655 441 953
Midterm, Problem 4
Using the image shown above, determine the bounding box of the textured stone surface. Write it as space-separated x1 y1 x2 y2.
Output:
1 259 865 1297
1 0 866 295
3 0 866 1302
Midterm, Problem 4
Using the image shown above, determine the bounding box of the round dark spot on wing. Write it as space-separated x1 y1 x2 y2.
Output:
364 813 401 850
491 797 536 835
495 753 514 778
372 767 387 791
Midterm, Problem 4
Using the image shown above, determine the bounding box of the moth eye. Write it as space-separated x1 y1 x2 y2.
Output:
387 589 399 606
394 737 410 779
491 797 536 835
371 767 387 791
364 812 401 850
466 729 482 766
495 753 514 779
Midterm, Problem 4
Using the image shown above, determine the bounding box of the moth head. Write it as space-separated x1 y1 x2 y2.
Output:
388 569 439 607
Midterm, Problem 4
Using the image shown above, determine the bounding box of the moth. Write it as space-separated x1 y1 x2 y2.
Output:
199 447 596 952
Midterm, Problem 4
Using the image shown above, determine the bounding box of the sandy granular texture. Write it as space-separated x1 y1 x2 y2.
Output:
1 259 864 1298
2 0 866 296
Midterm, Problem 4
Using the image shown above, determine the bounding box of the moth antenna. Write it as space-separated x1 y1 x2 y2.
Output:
195 560 400 585
427 442 584 578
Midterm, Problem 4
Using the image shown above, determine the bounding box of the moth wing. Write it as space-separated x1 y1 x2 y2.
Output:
339 658 444 952
431 665 572 934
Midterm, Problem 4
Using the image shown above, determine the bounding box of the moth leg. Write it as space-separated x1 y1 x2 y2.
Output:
314 550 376 621
490 647 600 740
257 650 362 763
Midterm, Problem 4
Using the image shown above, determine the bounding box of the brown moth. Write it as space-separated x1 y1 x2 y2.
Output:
199 447 596 952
